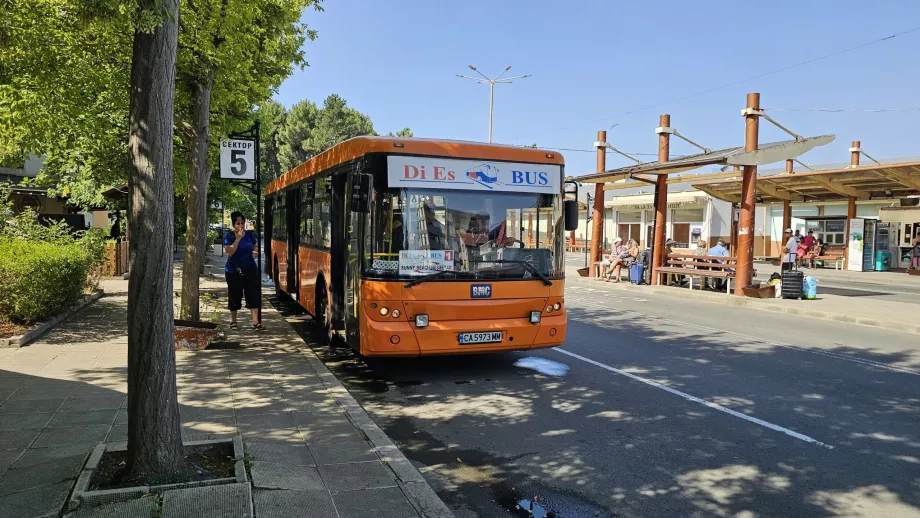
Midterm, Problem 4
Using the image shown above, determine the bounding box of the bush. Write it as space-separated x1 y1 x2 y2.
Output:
0 239 92 324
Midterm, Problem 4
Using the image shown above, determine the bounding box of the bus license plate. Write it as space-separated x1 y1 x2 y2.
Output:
459 331 503 345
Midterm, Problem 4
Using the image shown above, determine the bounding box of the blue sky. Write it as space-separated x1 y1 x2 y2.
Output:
275 0 920 177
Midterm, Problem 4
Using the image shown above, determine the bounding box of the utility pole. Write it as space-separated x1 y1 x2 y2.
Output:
457 66 531 143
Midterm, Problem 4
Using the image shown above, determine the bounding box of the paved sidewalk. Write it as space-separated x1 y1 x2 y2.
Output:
0 259 452 517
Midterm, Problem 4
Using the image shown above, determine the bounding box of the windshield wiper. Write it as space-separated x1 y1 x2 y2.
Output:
473 260 552 286
404 270 475 288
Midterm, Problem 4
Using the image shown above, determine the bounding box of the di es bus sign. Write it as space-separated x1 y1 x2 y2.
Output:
386 156 560 194
219 139 255 180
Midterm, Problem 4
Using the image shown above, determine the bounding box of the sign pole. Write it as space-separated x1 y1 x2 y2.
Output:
254 119 262 325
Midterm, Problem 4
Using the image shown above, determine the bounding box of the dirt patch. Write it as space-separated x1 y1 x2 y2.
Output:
0 319 26 339
90 442 235 490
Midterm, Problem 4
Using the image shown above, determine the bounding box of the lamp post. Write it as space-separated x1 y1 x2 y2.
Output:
457 65 531 143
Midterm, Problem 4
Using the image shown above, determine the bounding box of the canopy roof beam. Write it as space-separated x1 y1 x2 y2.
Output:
810 175 871 198
755 181 794 201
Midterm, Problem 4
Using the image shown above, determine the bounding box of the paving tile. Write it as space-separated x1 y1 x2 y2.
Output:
245 441 315 466
107 424 127 442
0 378 27 392
12 443 96 468
115 408 128 425
250 462 325 490
291 410 350 429
0 429 41 450
233 401 294 417
0 412 53 431
0 397 66 415
0 452 85 495
33 425 110 447
253 488 337 518
0 449 20 472
0 480 72 517
9 385 75 400
236 412 297 432
318 461 397 492
64 495 158 517
181 415 237 438
308 439 378 465
69 385 124 399
299 421 363 445
161 482 252 518
60 395 124 412
332 487 420 518
50 409 118 427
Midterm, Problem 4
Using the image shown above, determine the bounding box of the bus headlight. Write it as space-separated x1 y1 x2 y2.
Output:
379 307 389 316
553 302 561 311
415 314 429 328
391 310 400 318
530 311 542 324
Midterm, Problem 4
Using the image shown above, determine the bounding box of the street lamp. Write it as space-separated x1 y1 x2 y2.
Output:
456 65 531 143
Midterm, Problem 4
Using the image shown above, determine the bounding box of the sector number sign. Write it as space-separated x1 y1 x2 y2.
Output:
219 139 255 180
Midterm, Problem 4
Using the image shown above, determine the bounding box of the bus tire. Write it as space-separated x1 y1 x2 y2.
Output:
315 284 333 346
273 256 281 297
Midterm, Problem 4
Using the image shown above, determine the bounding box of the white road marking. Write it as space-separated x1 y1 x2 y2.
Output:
564 298 920 377
554 348 834 449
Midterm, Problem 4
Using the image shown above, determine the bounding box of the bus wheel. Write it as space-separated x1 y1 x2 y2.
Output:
273 256 281 296
315 286 333 346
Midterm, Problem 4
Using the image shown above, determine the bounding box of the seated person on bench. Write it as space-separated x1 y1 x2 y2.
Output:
704 239 729 290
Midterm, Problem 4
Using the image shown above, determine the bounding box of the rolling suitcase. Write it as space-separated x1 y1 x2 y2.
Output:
629 263 644 285
781 265 804 299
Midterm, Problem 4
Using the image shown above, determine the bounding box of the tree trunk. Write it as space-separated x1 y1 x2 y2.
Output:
180 77 213 321
125 0 184 480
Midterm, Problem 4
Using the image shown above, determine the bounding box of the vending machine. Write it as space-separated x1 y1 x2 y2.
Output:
861 219 877 271
874 223 892 271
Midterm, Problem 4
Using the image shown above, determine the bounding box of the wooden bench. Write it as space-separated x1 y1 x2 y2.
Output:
566 238 589 252
656 253 737 293
811 248 844 270
590 249 613 279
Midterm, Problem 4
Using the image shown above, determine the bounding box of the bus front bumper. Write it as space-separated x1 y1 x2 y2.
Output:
361 314 567 357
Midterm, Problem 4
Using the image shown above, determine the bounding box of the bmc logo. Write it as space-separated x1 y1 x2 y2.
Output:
470 284 492 299
511 171 549 186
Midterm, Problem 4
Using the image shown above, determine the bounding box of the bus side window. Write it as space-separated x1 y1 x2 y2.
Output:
301 181 315 246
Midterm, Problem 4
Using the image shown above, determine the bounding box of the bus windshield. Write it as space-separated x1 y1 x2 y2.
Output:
367 188 562 280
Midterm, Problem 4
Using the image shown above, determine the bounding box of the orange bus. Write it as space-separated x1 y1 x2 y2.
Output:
264 137 578 356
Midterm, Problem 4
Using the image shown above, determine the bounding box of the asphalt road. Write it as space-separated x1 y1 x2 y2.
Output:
272 283 920 518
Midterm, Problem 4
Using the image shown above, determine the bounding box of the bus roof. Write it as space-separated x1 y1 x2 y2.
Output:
264 136 566 195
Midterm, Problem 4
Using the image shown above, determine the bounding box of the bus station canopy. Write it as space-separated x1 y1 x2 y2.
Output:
574 135 834 184
691 161 920 203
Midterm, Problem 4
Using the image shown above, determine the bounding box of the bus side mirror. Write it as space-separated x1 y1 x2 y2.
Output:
351 173 373 213
564 200 579 231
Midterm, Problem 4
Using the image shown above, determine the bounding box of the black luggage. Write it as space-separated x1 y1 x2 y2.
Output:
781 266 804 300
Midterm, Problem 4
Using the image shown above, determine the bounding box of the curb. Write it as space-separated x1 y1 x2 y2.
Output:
1 290 105 348
265 291 454 518
571 278 920 335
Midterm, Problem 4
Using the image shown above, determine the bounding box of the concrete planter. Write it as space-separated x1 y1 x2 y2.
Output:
69 436 247 511
174 319 220 351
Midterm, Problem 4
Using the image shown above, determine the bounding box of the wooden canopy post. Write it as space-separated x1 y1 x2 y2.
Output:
781 159 793 256
844 140 860 267
651 114 670 285
589 130 606 277
735 93 760 295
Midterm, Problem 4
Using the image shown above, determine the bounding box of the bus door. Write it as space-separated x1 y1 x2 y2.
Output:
264 197 273 279
286 188 300 299
330 171 347 331
343 172 364 351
